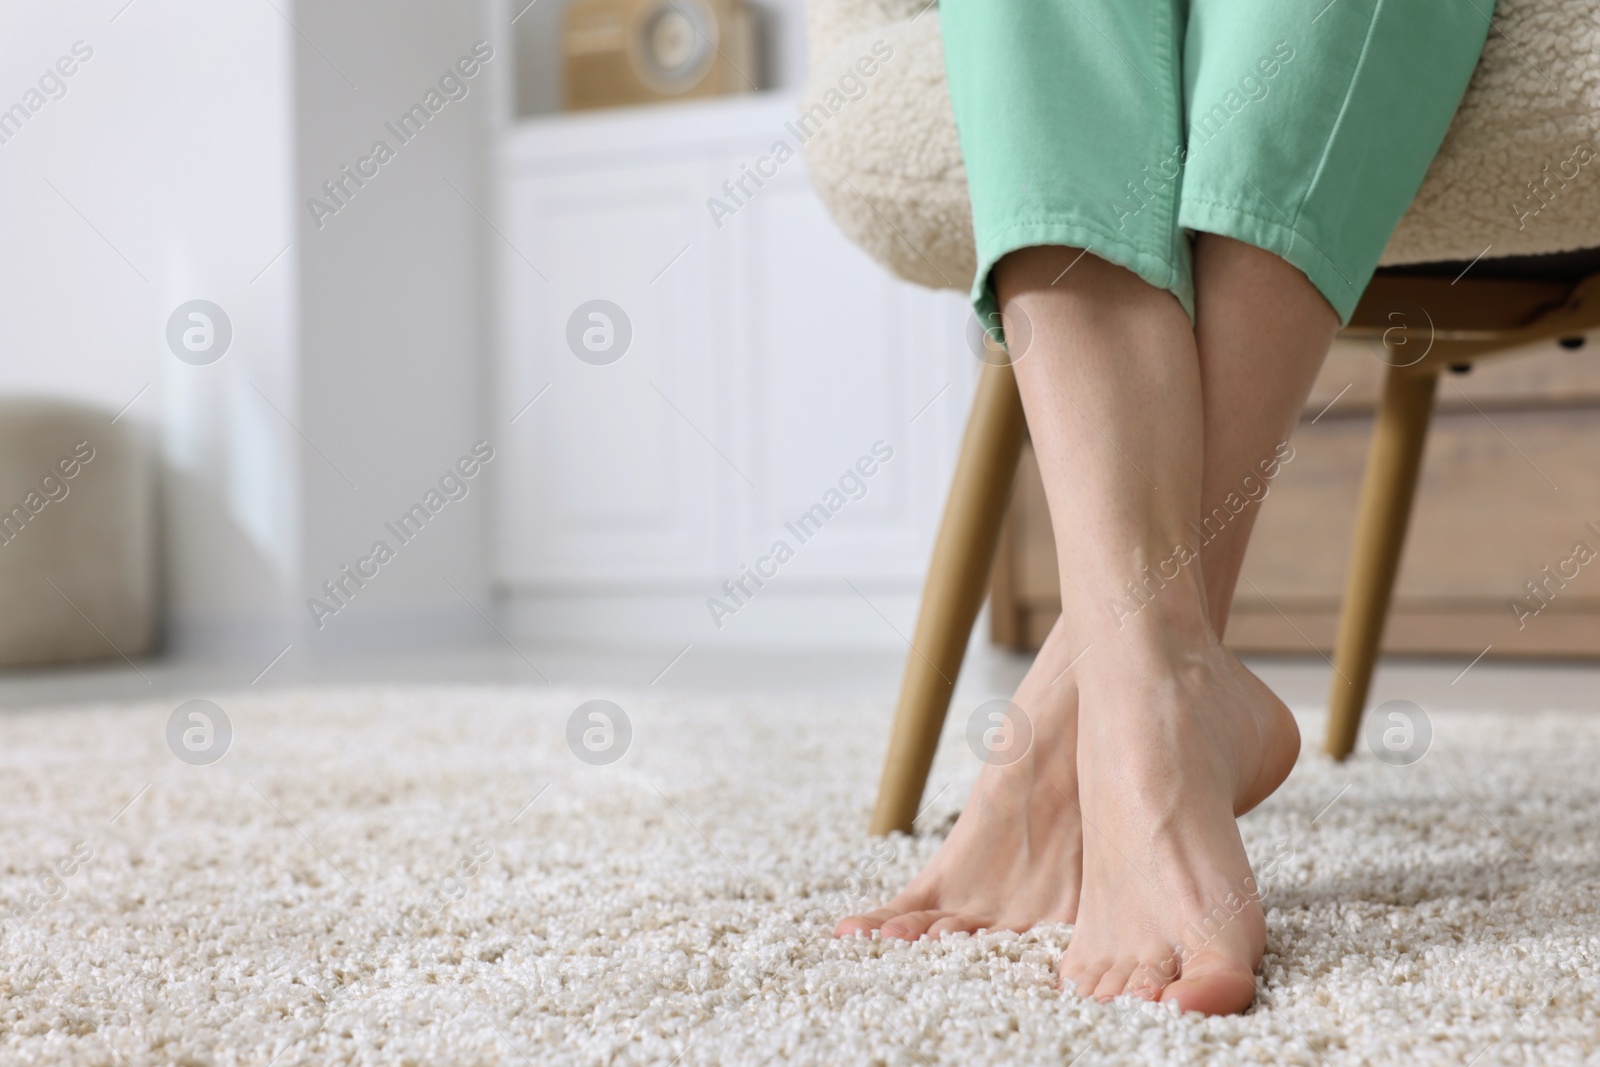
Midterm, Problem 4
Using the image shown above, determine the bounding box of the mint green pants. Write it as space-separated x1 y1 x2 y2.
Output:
941 0 1493 325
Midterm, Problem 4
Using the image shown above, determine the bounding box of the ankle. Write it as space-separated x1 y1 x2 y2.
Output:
1071 607 1234 729
1069 581 1218 676
1063 543 1215 643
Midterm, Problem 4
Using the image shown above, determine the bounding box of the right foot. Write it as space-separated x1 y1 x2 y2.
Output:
1058 627 1301 1014
835 622 1087 940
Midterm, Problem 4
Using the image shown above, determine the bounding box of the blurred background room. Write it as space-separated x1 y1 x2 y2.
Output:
0 0 992 706
4 0 1597 714
5 1 1600 1063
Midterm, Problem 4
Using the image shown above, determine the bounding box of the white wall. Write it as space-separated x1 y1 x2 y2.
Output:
288 0 495 657
0 0 301 661
0 0 498 667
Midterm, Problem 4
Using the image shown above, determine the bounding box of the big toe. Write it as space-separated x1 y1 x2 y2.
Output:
1158 953 1259 1015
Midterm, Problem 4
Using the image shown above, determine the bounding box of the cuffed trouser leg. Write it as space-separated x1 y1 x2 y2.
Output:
941 0 1194 329
940 0 1493 325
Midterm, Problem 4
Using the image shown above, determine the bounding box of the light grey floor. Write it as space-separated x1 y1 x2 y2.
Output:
2 639 1597 718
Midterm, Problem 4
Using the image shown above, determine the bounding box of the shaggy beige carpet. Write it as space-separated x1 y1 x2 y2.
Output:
1 685 1597 1065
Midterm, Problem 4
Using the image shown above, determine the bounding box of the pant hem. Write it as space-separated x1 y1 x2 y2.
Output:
1179 198 1366 323
970 217 1196 331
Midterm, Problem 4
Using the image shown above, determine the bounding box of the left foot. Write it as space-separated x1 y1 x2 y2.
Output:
834 620 1087 940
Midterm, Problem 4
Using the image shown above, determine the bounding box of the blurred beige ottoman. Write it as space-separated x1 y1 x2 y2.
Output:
0 399 157 667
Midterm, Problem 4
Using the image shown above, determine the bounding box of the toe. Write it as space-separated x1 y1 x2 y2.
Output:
1057 954 1082 992
1091 959 1139 1002
927 913 991 938
1158 952 1259 1016
834 908 898 938
1088 959 1152 1004
1061 955 1113 998
880 909 952 941
1124 956 1176 1001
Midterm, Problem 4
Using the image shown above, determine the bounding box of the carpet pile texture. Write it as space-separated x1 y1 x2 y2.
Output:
2 686 1597 1065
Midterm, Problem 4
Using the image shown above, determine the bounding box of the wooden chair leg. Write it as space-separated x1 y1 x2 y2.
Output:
1324 365 1441 759
869 359 1027 835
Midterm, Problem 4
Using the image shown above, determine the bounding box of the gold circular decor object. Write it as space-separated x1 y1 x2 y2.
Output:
632 0 717 94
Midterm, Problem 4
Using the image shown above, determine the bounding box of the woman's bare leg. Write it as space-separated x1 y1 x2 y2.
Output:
1188 234 1340 634
996 245 1302 1015
837 238 1335 1015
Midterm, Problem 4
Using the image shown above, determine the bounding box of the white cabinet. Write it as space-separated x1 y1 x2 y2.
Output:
495 94 976 646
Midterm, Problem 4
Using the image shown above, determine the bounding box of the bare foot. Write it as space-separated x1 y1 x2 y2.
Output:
835 621 1086 940
1058 626 1300 1015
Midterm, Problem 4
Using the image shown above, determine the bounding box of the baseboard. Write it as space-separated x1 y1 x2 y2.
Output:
164 602 494 664
994 602 1600 659
500 584 927 648
1225 602 1600 658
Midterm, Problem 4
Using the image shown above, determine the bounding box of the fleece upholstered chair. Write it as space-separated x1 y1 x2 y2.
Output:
800 0 1600 835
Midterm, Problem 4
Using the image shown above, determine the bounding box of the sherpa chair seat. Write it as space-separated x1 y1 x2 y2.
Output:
801 0 1600 289
800 0 1600 835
